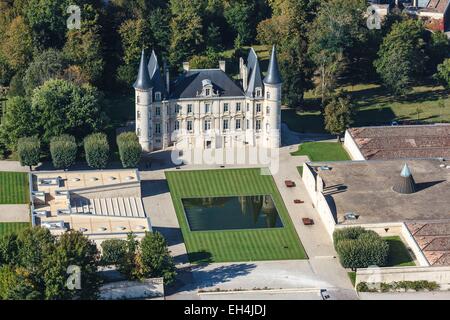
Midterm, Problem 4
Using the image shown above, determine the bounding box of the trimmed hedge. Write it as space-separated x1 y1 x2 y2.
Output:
17 136 40 168
116 132 141 168
50 134 77 169
100 239 127 266
84 133 109 169
334 227 389 270
357 280 439 293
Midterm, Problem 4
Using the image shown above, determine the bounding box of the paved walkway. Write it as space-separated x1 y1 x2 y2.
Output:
0 205 30 222
0 161 29 172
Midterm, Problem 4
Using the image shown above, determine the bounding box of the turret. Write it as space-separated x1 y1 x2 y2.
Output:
263 46 282 149
134 49 153 152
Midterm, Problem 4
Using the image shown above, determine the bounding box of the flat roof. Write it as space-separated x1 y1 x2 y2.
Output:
309 159 450 225
406 221 450 266
347 124 450 160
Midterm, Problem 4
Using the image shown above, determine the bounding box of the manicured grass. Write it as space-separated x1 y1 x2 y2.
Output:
0 222 29 237
283 83 450 133
290 142 351 161
348 272 356 287
297 166 303 177
165 168 307 263
384 236 415 267
0 172 29 204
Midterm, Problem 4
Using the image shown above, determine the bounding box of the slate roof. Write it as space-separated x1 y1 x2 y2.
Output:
264 46 282 85
170 69 244 99
133 50 152 90
245 48 263 97
147 50 166 98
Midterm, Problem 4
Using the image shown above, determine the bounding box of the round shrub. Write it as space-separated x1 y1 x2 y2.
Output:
84 133 109 169
50 134 77 169
17 136 40 169
116 132 141 168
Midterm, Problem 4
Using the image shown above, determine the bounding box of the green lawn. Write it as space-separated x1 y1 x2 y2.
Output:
384 236 415 267
291 142 351 161
165 168 307 263
283 83 450 133
0 222 29 237
348 272 356 287
0 172 29 204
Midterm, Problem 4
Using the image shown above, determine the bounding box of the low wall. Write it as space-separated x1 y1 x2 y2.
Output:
343 130 365 160
356 266 450 290
302 163 336 238
100 278 164 300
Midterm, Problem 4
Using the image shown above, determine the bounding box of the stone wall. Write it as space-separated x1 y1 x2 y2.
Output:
343 130 365 160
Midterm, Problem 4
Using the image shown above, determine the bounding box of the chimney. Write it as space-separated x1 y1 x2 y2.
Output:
183 62 190 72
219 60 226 72
242 65 248 92
164 61 170 93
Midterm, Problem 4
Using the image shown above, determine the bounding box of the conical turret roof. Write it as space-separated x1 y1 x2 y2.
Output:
263 45 282 85
133 49 152 90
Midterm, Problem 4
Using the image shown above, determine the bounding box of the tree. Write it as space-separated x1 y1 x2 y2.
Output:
223 0 256 46
436 59 450 89
17 136 40 169
117 18 153 85
84 132 109 169
0 16 33 72
31 79 105 144
50 134 77 169
0 227 101 300
333 227 389 271
138 232 176 284
324 91 354 139
0 97 37 152
257 0 318 108
308 0 367 104
63 4 104 84
374 19 428 96
116 132 142 168
428 31 450 73
43 231 100 300
23 49 67 95
100 239 127 266
168 1 204 68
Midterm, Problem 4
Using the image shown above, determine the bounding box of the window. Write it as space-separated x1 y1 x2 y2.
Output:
204 119 211 131
205 103 210 113
187 104 193 114
137 111 141 120
256 103 261 113
223 119 229 130
236 103 241 112
256 88 262 97
246 119 250 129
155 92 161 101
155 123 161 134
175 120 180 130
266 106 270 114
266 91 271 99
187 120 193 132
246 103 249 112
236 119 241 130
223 103 229 112
175 104 181 114
205 88 211 96
155 106 160 116
256 120 261 131
136 95 140 104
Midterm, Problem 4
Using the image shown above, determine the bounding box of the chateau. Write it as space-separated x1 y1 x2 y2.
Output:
133 46 282 152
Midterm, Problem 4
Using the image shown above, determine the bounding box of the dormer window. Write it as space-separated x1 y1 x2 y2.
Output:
155 92 161 101
256 88 262 97
202 79 213 97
